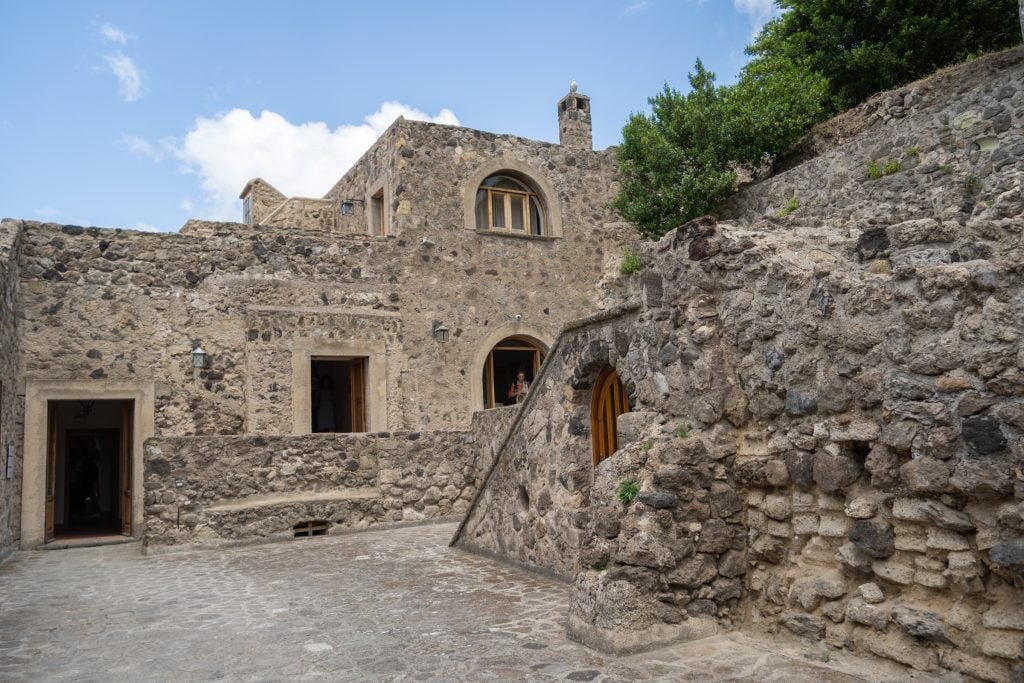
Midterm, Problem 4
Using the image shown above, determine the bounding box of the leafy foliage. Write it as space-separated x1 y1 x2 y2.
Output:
614 59 825 238
747 0 1021 114
619 247 642 274
616 479 641 506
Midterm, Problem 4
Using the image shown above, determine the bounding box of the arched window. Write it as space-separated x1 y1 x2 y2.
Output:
591 366 629 466
482 336 545 409
474 174 545 236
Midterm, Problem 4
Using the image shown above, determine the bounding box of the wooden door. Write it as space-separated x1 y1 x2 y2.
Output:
349 360 366 433
119 402 133 536
44 402 56 542
592 367 629 467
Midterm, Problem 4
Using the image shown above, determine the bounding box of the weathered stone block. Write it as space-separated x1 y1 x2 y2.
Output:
939 650 1012 683
872 560 914 585
696 518 732 554
858 582 884 604
789 573 848 611
785 451 815 489
926 528 970 551
990 539 1024 579
951 457 1013 497
899 457 949 493
979 629 1024 659
819 513 852 538
792 513 819 536
844 497 878 520
780 611 826 640
983 585 1024 631
846 597 889 630
636 491 678 510
813 451 862 492
849 519 895 558
854 629 938 671
837 542 874 577
717 549 746 578
893 605 954 645
750 534 787 564
961 415 1008 454
667 554 718 588
784 389 818 416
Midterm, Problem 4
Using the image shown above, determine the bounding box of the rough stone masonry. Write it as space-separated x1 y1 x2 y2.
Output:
457 47 1024 681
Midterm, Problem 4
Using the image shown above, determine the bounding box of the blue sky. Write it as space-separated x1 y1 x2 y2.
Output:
0 1 779 232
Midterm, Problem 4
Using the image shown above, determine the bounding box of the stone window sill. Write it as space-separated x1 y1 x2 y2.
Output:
474 230 558 242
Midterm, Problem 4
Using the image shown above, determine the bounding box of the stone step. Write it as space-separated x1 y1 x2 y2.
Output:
204 488 380 513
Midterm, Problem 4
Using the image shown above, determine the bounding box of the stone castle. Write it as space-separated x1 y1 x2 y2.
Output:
2 47 1024 680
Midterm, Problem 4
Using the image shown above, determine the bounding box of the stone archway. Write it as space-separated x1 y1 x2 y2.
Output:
470 326 552 412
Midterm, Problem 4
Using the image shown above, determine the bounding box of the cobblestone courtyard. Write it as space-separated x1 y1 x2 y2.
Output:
0 522 937 682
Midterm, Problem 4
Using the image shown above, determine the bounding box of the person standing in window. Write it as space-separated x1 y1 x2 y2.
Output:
508 370 531 404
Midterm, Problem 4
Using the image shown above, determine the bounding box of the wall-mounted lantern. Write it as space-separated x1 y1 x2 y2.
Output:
191 344 210 369
340 198 365 216
432 323 450 343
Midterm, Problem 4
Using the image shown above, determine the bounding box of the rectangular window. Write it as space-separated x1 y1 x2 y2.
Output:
371 190 385 236
242 195 253 225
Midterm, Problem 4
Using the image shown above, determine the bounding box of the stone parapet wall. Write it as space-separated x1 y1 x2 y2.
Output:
144 430 477 551
0 221 22 560
143 407 516 551
724 47 1024 236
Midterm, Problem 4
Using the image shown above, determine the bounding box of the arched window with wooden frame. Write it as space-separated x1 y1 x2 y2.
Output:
482 336 545 409
591 366 629 466
474 174 545 236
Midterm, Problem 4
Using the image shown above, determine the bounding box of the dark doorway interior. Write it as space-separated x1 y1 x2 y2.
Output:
50 399 132 540
311 358 366 433
482 337 544 409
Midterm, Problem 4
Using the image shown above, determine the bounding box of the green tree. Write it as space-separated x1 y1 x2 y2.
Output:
748 0 1021 113
613 59 825 238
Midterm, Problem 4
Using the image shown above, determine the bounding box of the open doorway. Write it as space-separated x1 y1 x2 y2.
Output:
310 358 366 432
482 336 544 409
45 399 133 541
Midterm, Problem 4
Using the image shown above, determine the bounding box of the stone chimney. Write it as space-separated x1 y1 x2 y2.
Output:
558 81 592 150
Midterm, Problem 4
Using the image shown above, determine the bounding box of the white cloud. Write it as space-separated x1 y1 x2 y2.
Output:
733 0 782 35
133 222 161 232
175 102 459 220
119 134 164 161
99 23 131 44
623 0 653 15
103 52 145 102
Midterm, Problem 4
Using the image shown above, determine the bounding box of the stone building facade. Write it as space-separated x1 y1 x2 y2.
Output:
0 87 629 555
456 48 1024 679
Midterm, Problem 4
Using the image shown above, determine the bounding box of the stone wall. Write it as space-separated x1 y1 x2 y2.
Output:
457 49 1024 677
143 407 512 551
0 220 22 560
11 209 619 439
456 306 641 578
261 197 338 232
724 47 1024 234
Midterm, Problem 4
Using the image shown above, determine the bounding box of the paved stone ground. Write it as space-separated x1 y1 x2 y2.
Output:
0 523 940 682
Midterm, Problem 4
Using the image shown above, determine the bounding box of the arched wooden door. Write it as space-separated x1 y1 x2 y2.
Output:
591 366 629 466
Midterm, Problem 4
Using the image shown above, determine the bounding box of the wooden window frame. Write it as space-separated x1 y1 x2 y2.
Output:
482 337 544 410
477 181 545 236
